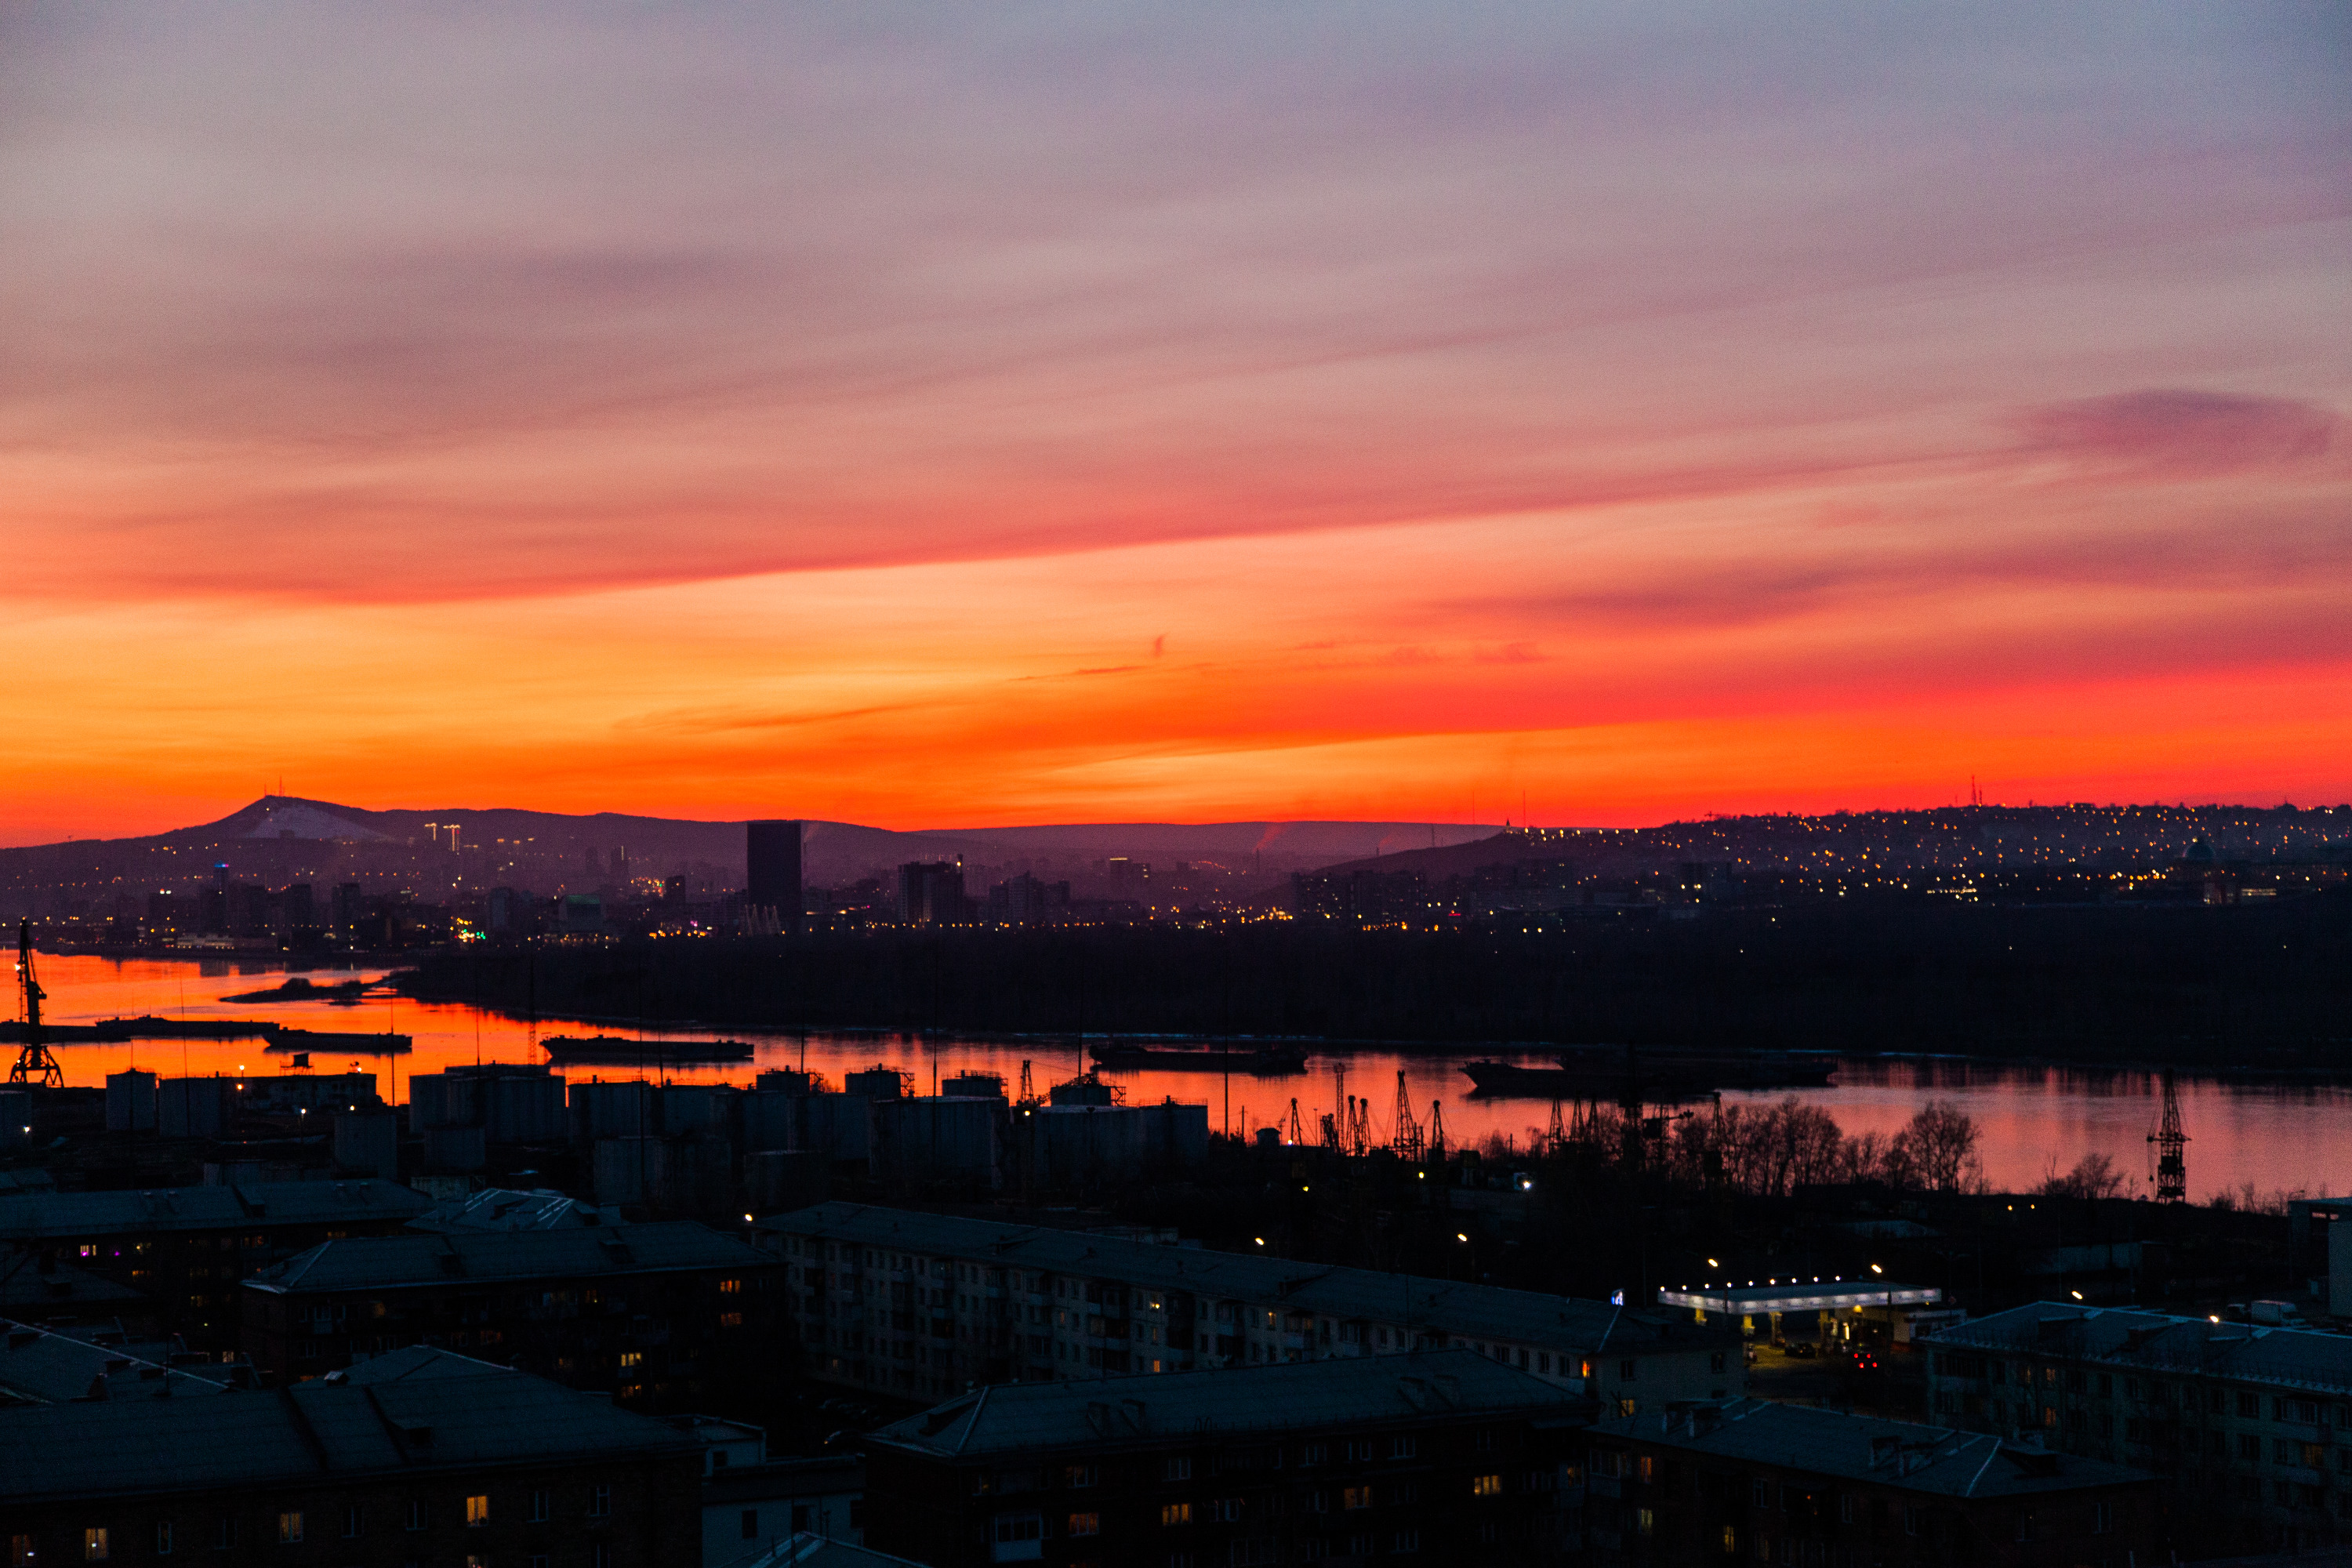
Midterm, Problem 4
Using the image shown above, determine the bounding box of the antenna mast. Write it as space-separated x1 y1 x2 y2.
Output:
10 921 62 1088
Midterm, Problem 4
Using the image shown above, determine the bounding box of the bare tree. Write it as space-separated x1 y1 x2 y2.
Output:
1895 1101 1981 1193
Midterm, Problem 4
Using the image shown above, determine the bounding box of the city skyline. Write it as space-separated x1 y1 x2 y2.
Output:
5 3 2347 843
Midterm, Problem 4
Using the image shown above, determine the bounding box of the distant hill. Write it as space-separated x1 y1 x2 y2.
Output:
0 797 1494 913
1307 805 2350 884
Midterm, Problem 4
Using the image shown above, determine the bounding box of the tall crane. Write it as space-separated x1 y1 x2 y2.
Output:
11 921 62 1088
2149 1069 2188 1204
1391 1072 1424 1161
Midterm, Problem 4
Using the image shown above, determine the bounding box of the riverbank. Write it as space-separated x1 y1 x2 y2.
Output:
391 898 2352 1075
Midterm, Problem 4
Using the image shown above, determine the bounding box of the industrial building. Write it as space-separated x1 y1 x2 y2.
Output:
757 1203 1740 1406
0 1178 430 1347
0 1345 699 1567
1578 1399 2164 1566
1923 1302 2352 1556
860 1348 1584 1568
241 1220 783 1409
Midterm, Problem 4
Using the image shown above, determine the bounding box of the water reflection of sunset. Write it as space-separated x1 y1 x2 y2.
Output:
31 956 2350 1204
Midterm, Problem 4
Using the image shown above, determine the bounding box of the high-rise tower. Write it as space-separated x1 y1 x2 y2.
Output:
746 820 804 936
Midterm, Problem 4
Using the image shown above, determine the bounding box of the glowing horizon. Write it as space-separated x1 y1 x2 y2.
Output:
4 4 2347 845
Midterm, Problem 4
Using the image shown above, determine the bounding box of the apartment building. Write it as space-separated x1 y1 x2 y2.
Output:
862 1349 1584 1567
757 1203 1739 1410
1580 1399 2162 1566
242 1220 783 1409
0 1346 699 1567
1925 1301 2352 1556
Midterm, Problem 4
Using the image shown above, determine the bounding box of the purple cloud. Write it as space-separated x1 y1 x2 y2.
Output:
2016 390 2342 477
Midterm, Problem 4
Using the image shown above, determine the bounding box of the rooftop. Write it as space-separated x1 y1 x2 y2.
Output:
246 1220 769 1294
763 1203 1728 1354
867 1349 1582 1459
0 1319 234 1406
1589 1399 2151 1500
737 1535 928 1568
406 1187 619 1233
0 1179 429 1240
1928 1303 2352 1397
0 1345 695 1504
0 1251 146 1314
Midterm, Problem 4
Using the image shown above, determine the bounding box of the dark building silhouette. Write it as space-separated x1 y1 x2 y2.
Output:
746 820 804 935
241 1221 783 1409
894 861 964 926
861 1350 1585 1568
1581 1399 2163 1566
0 1345 700 1568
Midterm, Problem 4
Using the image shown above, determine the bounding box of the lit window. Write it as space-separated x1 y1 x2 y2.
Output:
466 1495 489 1528
1069 1513 1101 1537
83 1528 111 1562
1472 1475 1503 1497
278 1512 303 1544
1161 1502 1192 1526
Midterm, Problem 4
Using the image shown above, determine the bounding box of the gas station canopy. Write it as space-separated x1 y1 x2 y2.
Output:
1658 1281 1940 1315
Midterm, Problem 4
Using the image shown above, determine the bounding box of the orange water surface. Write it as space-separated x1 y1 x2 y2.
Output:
20 954 2352 1205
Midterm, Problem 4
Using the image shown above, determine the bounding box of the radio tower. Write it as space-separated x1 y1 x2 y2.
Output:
1426 1099 1448 1163
1391 1072 1424 1160
2149 1069 2188 1204
10 921 62 1088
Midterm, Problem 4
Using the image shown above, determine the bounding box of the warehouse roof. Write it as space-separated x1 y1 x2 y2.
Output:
1588 1399 2152 1500
869 1349 1581 1459
1928 1303 2352 1397
0 1179 428 1240
761 1203 1726 1355
246 1220 768 1294
0 1347 695 1504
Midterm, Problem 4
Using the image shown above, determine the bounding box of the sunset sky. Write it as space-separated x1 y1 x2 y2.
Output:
3 3 2347 844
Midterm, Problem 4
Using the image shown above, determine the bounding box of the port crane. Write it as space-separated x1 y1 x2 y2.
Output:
11 921 62 1088
2149 1069 2187 1204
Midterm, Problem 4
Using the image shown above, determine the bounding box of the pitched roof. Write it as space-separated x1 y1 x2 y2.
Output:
0 1352 696 1504
245 1221 768 1294
406 1187 617 1233
762 1203 1726 1354
736 1535 931 1568
1588 1399 2153 1499
1928 1302 2352 1398
0 1251 145 1312
0 1319 234 1405
0 1179 429 1240
867 1349 1581 1459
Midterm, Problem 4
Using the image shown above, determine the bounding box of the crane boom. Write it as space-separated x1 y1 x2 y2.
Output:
11 920 63 1088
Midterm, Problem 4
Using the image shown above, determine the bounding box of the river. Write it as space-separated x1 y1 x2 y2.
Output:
16 954 2352 1204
